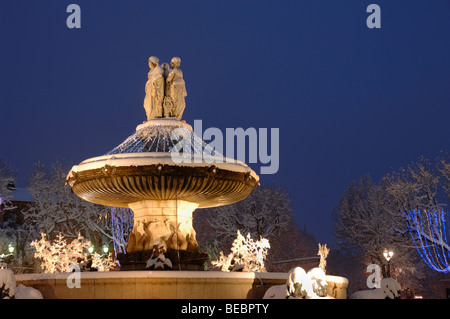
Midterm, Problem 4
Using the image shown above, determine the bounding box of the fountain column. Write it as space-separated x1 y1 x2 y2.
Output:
126 200 200 253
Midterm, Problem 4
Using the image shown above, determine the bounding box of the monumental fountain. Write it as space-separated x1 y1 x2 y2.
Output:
14 56 348 299
66 56 260 270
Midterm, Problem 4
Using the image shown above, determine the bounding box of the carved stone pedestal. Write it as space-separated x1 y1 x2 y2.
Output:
126 200 200 253
119 199 208 270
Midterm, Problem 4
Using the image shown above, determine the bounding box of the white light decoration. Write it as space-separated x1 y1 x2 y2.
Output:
212 230 270 272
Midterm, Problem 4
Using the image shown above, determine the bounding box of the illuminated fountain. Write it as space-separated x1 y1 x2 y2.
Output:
66 56 259 270
14 56 348 299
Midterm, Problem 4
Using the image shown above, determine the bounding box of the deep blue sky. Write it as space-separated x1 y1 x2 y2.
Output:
1 1 449 246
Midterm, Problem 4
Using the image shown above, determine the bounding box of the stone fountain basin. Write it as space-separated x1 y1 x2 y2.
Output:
67 152 259 208
15 271 348 299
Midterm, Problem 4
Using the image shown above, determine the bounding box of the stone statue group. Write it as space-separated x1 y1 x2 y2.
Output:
143 56 187 121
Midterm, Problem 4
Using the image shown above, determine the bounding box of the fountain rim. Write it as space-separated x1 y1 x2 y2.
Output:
67 152 259 183
15 270 348 284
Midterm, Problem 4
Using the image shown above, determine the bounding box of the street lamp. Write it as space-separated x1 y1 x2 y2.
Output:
383 249 394 277
87 245 109 256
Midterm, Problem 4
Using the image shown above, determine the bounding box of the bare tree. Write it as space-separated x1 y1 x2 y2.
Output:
334 155 450 295
384 156 450 275
0 160 16 214
0 160 38 272
207 186 293 245
333 174 421 284
23 161 113 247
384 157 445 214
437 155 450 199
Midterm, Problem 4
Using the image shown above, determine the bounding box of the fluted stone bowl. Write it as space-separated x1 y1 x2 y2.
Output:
67 153 259 208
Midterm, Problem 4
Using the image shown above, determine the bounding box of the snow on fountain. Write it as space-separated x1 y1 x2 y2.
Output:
66 56 260 270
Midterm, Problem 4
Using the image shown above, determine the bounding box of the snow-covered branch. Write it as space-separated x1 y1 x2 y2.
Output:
212 230 270 272
207 186 292 245
30 232 117 273
23 162 114 244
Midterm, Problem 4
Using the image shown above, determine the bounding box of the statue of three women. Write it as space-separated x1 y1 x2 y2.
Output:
143 56 187 121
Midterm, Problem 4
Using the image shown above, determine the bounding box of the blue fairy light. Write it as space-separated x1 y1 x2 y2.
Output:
406 209 450 273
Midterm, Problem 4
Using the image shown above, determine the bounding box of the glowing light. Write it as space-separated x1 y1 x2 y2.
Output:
405 209 450 273
383 249 394 262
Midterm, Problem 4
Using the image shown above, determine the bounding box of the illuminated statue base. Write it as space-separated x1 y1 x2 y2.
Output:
119 199 208 271
126 200 200 253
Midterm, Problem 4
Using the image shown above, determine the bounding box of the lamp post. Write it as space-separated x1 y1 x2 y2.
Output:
87 245 109 257
0 244 15 269
383 249 394 277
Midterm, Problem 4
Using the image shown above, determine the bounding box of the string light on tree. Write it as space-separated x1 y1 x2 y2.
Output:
405 209 450 273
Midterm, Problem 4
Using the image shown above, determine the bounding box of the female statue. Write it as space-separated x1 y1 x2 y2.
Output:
165 57 187 120
143 56 164 120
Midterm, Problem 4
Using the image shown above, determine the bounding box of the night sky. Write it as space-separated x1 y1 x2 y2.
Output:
1 1 449 246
